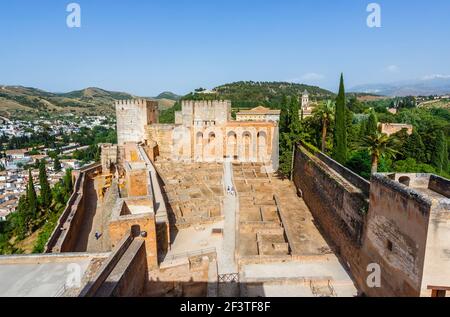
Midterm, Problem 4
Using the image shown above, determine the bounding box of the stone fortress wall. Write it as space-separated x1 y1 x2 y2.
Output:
3 96 448 297
116 99 159 146
379 123 413 136
45 163 102 253
293 143 450 297
177 100 231 127
144 100 279 172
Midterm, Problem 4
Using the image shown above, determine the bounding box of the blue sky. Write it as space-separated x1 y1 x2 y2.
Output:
0 0 449 95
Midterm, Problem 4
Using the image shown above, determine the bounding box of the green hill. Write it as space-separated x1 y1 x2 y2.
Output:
154 91 181 101
159 81 335 123
0 86 178 119
183 81 335 109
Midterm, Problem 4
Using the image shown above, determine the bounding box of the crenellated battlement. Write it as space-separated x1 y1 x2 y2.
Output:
115 99 153 107
181 99 231 108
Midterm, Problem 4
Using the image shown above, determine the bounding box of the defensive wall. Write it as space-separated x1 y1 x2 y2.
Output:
292 143 450 297
78 231 148 297
45 163 102 253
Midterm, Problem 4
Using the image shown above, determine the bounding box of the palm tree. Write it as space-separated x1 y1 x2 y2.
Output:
361 132 399 174
313 100 335 153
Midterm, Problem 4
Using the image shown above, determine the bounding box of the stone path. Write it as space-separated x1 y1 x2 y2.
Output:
220 161 237 274
218 161 239 296
73 175 98 252
73 175 116 253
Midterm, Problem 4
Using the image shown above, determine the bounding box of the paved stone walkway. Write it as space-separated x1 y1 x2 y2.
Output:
218 161 239 296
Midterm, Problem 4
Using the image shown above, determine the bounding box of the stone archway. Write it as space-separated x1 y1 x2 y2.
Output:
257 131 267 162
227 131 238 160
243 132 252 162
195 132 204 161
207 132 216 159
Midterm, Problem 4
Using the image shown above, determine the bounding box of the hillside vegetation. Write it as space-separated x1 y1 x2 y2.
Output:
0 86 177 118
159 81 335 123
190 81 334 108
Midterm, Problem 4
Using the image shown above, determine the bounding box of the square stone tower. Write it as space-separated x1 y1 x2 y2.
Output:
116 99 159 145
178 100 231 127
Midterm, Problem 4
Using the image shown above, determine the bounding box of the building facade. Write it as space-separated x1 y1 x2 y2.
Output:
115 99 279 172
236 106 281 122
379 123 413 136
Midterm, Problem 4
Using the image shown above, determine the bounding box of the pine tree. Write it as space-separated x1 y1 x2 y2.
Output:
431 131 446 173
39 159 52 209
27 169 38 221
333 73 348 164
366 111 378 136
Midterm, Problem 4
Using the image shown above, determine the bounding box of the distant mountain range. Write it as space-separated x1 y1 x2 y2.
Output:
0 86 178 118
350 77 450 97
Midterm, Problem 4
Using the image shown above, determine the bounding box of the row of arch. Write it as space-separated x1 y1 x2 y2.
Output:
194 130 268 162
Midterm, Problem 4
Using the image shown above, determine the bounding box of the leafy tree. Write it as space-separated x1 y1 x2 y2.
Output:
39 160 52 209
333 73 348 164
393 158 437 174
347 96 365 113
346 150 391 180
360 132 399 175
313 100 335 153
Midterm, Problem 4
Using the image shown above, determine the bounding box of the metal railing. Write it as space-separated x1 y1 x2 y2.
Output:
218 273 239 283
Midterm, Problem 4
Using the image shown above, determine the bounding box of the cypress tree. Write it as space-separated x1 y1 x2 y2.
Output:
403 131 426 163
39 159 52 209
63 169 73 200
333 73 348 164
359 120 367 139
279 95 290 134
366 111 378 136
54 156 62 172
443 139 449 173
289 96 301 134
27 170 38 220
346 109 355 145
432 131 446 173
